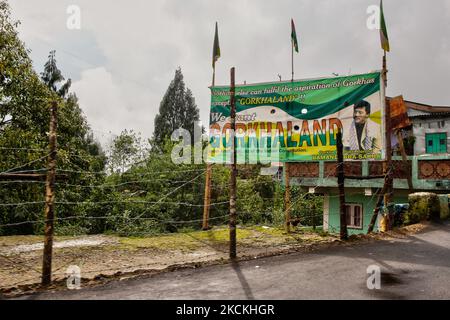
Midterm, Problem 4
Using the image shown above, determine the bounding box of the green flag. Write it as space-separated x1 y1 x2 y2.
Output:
380 0 390 52
291 19 299 53
212 22 220 68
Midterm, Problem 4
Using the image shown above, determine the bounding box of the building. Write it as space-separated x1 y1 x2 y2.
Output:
286 98 450 234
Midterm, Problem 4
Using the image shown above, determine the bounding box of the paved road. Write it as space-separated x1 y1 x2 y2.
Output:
18 222 450 300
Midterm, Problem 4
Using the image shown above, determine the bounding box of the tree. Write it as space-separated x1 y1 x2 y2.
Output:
0 0 107 235
41 50 72 98
152 68 202 151
108 129 145 174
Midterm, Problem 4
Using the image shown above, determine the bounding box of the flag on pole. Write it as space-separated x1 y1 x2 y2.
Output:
291 19 299 53
212 22 221 68
380 0 390 52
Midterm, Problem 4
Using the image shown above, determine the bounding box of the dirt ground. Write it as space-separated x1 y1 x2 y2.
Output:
0 223 428 297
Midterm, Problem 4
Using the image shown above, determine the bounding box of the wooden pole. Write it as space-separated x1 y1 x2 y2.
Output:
337 130 348 240
382 51 394 230
202 64 216 231
368 51 390 234
42 101 57 286
291 38 294 81
367 184 388 233
229 67 237 259
284 35 294 233
284 163 291 233
312 201 316 231
396 129 413 191
202 164 212 230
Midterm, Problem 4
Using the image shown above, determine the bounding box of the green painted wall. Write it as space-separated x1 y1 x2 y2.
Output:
327 193 409 235
439 195 450 220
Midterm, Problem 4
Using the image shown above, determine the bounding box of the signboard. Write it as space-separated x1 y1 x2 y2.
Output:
208 72 384 163
389 95 411 130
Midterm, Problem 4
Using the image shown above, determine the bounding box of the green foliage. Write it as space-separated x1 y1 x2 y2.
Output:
403 135 416 156
41 50 71 98
237 171 277 225
108 129 147 174
0 1 106 235
289 187 324 227
439 195 449 220
405 193 441 225
0 2 325 236
151 68 202 151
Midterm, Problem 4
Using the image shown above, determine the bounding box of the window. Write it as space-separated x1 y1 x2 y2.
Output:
425 133 447 154
345 204 363 229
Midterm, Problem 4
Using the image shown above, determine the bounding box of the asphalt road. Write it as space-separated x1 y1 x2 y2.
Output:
18 222 450 300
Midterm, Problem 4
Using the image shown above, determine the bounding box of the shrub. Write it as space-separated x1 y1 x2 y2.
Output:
405 193 440 225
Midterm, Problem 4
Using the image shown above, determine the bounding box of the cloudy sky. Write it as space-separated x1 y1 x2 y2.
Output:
8 0 450 146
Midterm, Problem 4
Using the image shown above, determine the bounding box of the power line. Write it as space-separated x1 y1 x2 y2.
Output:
0 213 231 228
56 168 206 176
0 200 228 208
0 154 50 175
0 147 47 152
132 170 208 221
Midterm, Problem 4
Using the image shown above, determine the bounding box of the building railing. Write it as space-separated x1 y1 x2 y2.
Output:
288 155 450 191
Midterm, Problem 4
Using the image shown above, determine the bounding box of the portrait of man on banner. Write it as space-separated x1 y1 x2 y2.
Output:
344 100 381 152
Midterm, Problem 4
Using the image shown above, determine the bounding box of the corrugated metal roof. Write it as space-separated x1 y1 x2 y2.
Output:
387 97 450 114
409 112 450 119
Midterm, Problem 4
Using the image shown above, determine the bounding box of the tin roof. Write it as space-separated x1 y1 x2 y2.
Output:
386 97 450 118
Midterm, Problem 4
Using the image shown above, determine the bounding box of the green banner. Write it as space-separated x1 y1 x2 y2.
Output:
208 72 384 163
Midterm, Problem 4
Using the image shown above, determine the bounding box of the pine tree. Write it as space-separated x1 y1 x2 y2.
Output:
41 50 72 98
152 68 201 151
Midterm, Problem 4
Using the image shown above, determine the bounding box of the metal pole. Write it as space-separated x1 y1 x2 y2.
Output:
229 67 237 259
42 101 57 286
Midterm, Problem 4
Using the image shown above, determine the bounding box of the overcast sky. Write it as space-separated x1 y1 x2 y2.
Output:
8 0 450 146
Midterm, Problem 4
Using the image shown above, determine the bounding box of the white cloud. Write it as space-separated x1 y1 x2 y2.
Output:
8 0 450 147
71 67 153 146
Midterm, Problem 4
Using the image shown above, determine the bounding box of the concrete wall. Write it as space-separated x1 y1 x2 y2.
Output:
323 191 409 235
412 117 450 155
